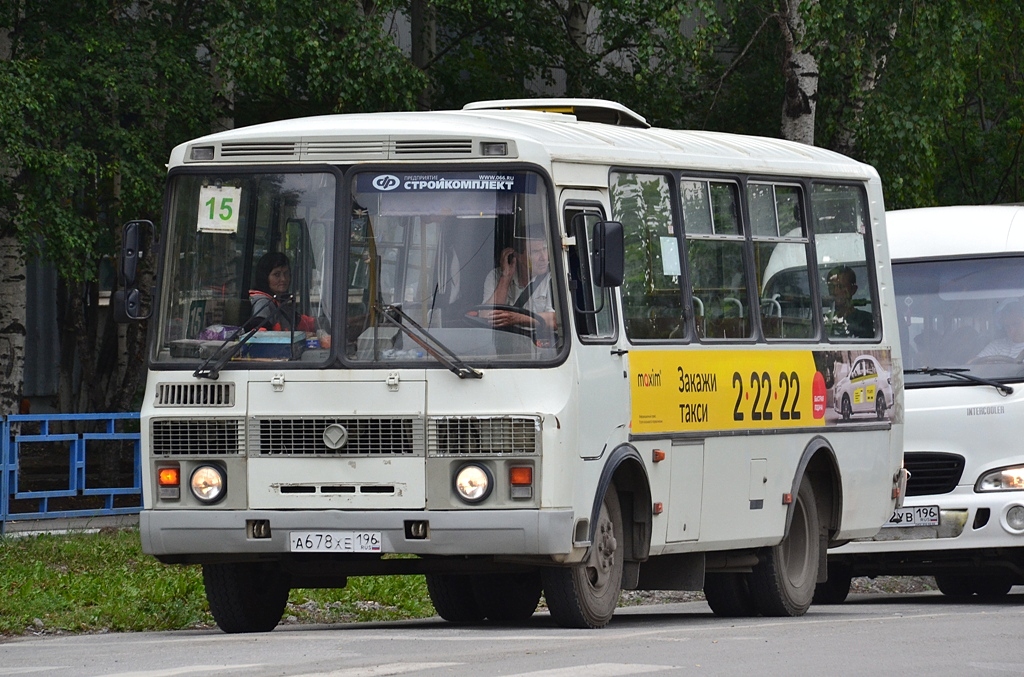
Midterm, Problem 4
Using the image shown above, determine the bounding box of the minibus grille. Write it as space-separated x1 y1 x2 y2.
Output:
251 417 423 456
219 142 298 160
151 418 245 456
155 382 235 407
428 416 540 456
304 139 387 160
903 452 965 496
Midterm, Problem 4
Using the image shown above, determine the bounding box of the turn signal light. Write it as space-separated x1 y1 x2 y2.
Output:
157 465 181 500
510 466 533 499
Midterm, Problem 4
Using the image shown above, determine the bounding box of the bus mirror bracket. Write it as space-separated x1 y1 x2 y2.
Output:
592 220 624 288
114 219 154 322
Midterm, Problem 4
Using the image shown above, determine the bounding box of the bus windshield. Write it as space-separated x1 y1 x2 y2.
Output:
344 170 563 364
154 170 336 365
894 255 1024 384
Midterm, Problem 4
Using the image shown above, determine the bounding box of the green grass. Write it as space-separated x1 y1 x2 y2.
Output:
0 528 434 636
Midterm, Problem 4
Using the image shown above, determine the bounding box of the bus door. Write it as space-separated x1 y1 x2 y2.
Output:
562 194 628 460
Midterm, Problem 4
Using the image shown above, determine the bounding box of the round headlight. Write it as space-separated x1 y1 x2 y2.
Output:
454 464 492 504
1005 505 1024 532
190 465 226 504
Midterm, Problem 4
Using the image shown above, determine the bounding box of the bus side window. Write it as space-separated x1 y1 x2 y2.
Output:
811 184 877 340
750 183 813 339
682 180 751 340
565 208 615 339
610 172 685 341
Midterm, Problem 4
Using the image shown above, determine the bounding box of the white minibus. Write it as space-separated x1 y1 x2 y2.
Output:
116 98 905 631
820 204 1024 601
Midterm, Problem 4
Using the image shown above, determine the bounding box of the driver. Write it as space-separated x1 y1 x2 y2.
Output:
973 299 1024 361
481 232 556 330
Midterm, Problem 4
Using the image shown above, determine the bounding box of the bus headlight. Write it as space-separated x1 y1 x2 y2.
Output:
190 465 226 504
1005 505 1024 532
454 463 492 504
976 465 1024 492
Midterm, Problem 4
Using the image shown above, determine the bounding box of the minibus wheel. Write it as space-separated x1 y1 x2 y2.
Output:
750 476 820 616
704 572 758 617
425 573 485 623
471 571 543 621
542 484 624 628
203 561 290 633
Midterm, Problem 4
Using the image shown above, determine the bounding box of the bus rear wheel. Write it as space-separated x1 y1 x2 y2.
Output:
542 484 624 628
203 561 290 633
425 574 485 623
750 476 820 616
704 572 758 617
472 571 543 622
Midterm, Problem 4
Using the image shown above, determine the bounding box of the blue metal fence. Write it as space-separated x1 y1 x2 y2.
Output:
1 413 142 534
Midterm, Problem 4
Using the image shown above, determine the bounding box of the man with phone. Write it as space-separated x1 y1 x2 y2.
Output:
481 232 556 330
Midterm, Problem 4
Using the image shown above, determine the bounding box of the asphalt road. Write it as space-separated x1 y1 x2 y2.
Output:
3 591 1022 677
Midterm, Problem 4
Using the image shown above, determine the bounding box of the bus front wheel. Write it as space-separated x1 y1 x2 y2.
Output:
542 484 624 628
203 561 290 633
750 476 820 616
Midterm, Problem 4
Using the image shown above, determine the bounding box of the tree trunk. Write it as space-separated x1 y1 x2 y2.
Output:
0 236 26 416
778 0 819 145
411 0 435 109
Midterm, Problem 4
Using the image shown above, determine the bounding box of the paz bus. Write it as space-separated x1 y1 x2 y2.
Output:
817 205 1024 602
116 98 905 632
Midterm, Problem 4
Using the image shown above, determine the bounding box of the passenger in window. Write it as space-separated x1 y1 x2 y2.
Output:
826 265 873 338
250 252 316 332
972 300 1024 362
480 233 556 329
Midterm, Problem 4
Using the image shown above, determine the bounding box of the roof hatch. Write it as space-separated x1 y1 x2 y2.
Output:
463 98 650 129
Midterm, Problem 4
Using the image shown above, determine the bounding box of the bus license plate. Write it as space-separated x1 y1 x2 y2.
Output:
289 531 382 552
882 506 939 528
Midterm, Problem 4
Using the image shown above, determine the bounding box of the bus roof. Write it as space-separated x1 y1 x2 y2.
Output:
171 99 877 182
886 205 1024 260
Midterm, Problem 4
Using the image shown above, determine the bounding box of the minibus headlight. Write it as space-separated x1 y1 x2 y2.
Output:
454 463 492 503
190 465 226 504
1006 506 1024 531
976 465 1024 492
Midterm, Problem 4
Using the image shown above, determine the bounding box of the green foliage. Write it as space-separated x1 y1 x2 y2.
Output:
0 528 434 636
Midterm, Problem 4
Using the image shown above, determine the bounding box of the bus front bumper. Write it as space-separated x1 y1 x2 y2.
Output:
140 508 576 558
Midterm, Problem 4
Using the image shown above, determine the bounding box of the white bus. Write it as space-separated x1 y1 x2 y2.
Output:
818 204 1024 602
116 98 905 632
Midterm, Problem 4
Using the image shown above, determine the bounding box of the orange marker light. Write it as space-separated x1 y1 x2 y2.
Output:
652 449 666 463
158 467 180 486
509 466 533 486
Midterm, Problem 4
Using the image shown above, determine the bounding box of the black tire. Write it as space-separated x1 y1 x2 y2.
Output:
875 393 887 420
841 395 853 421
972 574 1014 599
704 572 759 617
934 574 975 598
472 571 543 622
543 484 624 628
750 476 820 617
425 574 485 623
813 564 852 604
203 561 290 634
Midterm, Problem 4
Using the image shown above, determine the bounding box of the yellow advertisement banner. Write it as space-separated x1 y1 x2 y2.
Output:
630 349 828 434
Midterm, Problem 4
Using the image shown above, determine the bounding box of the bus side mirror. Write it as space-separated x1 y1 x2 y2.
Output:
591 220 624 287
114 219 153 322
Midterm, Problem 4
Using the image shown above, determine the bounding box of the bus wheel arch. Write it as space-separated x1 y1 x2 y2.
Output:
542 445 651 628
751 441 840 616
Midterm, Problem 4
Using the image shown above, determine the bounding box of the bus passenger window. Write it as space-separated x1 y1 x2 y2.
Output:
751 183 813 339
682 180 751 340
811 184 876 340
611 172 685 340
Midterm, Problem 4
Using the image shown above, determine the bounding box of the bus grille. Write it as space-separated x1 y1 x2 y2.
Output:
393 139 473 155
155 382 235 407
251 417 423 456
904 452 965 496
428 416 540 456
151 418 245 456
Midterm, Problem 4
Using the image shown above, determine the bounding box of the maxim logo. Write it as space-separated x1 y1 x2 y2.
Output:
636 370 662 388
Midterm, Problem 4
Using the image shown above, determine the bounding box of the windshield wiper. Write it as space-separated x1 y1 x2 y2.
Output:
193 298 295 380
375 303 482 379
905 367 1014 395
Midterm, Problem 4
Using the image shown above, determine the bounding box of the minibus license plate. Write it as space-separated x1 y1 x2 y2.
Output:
289 531 382 552
882 506 939 528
